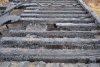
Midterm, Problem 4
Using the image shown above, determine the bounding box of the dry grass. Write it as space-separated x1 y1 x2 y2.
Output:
91 8 100 17
83 0 100 17
0 0 9 6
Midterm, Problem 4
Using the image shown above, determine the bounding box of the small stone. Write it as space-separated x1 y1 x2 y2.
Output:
10 62 20 67
35 61 46 67
0 62 11 67
46 63 54 67
28 62 35 67
19 61 29 67
53 63 60 67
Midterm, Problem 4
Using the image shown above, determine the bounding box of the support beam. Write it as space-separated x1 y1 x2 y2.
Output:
23 10 86 14
9 30 100 38
20 18 94 24
1 37 100 47
0 48 99 62
21 14 90 18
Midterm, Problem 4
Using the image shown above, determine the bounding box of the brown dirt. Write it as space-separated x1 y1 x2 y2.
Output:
83 0 100 8
83 0 100 17
0 0 9 6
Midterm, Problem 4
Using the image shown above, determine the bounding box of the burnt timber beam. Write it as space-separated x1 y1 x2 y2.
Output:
23 10 86 14
0 6 6 10
9 30 100 38
21 14 90 18
1 37 100 47
19 18 94 24
0 48 99 62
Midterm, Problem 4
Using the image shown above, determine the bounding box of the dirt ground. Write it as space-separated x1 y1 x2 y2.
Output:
83 0 100 8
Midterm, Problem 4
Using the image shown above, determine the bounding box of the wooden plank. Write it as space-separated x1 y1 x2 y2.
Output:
0 61 100 67
0 48 99 62
9 30 100 38
20 18 94 24
25 2 79 6
56 23 99 30
24 4 81 7
26 6 82 8
30 1 77 3
23 3 79 7
25 8 83 11
23 10 85 13
56 23 97 27
21 14 90 18
1 37 100 47
26 7 83 10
